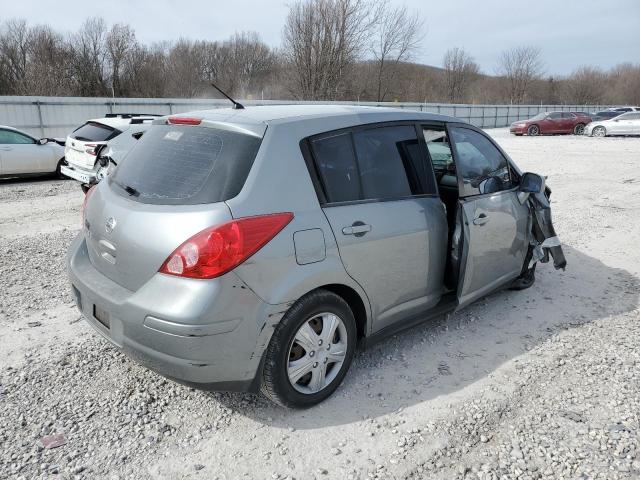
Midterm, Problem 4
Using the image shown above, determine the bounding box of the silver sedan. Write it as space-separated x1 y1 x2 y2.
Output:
585 112 640 137
0 126 66 178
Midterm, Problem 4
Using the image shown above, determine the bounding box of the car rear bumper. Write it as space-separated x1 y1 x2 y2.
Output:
67 233 285 391
61 164 98 184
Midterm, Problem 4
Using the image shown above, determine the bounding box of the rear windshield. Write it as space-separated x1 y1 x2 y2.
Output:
109 124 262 205
71 121 120 142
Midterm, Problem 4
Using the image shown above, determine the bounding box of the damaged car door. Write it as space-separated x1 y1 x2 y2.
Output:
448 125 531 308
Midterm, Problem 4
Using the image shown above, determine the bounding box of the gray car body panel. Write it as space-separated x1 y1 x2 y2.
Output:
68 105 556 392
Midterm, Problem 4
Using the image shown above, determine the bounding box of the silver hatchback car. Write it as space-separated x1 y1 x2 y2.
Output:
68 105 565 408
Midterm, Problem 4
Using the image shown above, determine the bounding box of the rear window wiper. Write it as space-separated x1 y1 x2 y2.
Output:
113 180 140 197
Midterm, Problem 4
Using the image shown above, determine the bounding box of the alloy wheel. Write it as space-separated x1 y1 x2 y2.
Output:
574 124 585 135
527 125 539 136
287 312 348 394
593 126 606 137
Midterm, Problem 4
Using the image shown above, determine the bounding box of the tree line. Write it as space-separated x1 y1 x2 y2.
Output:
1 0 638 105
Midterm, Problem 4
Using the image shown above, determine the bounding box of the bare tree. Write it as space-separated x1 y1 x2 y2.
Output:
370 2 423 102
563 66 607 104
605 63 640 105
24 25 73 96
498 46 543 104
283 0 373 100
69 17 108 96
204 32 276 98
106 23 137 96
122 42 169 97
0 19 31 94
442 47 479 103
165 39 205 98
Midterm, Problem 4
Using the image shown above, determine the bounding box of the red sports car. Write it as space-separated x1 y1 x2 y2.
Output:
510 111 591 136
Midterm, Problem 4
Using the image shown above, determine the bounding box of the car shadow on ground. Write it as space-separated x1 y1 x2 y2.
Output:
215 244 639 428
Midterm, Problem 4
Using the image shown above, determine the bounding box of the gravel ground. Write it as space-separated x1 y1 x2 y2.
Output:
0 130 639 479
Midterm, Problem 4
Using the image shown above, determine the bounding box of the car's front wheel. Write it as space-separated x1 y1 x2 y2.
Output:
261 289 357 408
55 158 67 179
573 123 585 135
592 126 606 137
527 125 540 136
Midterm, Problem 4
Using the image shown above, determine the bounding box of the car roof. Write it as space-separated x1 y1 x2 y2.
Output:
169 105 460 128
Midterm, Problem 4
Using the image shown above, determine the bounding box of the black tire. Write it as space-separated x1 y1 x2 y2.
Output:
573 123 585 135
55 158 67 179
527 125 540 136
509 264 536 290
261 289 357 408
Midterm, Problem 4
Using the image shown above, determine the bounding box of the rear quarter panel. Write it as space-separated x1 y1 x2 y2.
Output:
226 121 372 327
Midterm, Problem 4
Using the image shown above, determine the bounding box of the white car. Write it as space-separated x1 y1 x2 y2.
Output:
606 106 640 112
61 114 158 187
585 112 640 137
0 126 66 178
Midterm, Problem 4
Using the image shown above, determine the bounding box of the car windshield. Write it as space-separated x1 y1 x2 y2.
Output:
530 113 547 121
109 124 262 205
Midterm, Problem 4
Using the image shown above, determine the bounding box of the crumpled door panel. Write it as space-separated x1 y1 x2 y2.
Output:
523 187 567 271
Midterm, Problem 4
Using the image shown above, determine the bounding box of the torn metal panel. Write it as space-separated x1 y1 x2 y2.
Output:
527 189 567 270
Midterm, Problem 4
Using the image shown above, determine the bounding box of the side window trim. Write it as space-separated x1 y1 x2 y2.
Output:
415 121 445 194
302 121 439 207
447 123 515 198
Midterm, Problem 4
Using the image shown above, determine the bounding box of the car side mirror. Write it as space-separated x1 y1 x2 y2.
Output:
478 176 501 194
38 138 48 145
519 172 545 194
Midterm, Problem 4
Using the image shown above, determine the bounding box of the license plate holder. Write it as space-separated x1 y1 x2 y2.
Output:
93 304 111 329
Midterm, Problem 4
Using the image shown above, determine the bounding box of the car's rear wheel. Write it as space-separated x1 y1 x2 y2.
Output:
573 123 585 135
527 125 540 136
261 289 356 408
592 126 606 137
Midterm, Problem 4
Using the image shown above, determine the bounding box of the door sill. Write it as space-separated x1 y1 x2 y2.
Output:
361 292 457 349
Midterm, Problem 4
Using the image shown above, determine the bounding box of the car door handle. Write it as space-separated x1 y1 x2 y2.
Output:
342 223 371 236
473 213 489 225
0 146 12 151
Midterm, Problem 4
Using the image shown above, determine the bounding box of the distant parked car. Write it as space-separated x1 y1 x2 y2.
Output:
571 112 592 118
591 110 624 121
584 111 640 137
606 106 640 113
61 113 158 189
510 111 590 136
0 126 66 179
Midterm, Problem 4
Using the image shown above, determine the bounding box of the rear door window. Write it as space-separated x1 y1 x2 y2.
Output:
310 124 435 203
71 122 120 142
310 133 361 203
109 125 262 205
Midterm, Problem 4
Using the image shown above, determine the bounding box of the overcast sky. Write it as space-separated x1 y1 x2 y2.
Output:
4 0 639 76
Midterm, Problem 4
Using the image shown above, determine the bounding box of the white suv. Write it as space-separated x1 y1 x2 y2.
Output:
61 114 159 187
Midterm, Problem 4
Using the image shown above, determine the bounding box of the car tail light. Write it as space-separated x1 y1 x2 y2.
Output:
85 143 97 156
159 213 294 279
167 116 202 125
82 185 95 227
